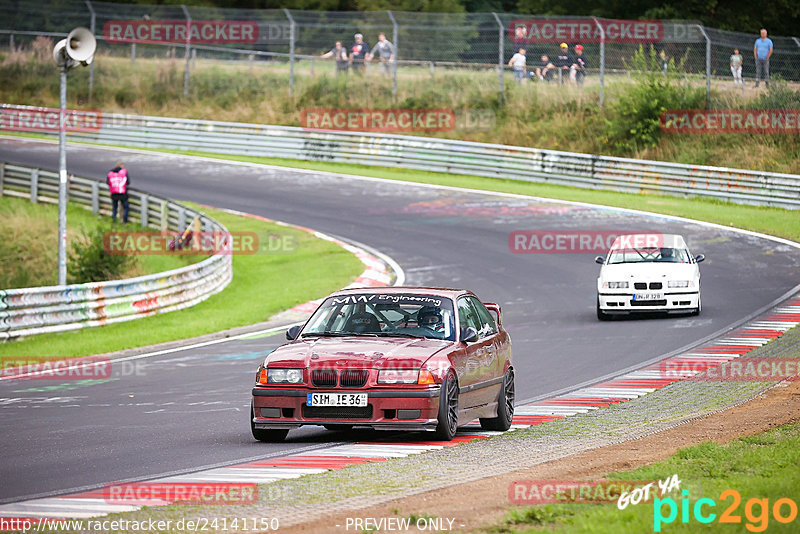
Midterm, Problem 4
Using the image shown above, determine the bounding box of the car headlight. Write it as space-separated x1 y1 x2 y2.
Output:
603 281 629 289
264 368 304 384
668 280 693 288
378 369 419 384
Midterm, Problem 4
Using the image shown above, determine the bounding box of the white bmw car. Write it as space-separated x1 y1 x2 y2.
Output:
595 234 704 320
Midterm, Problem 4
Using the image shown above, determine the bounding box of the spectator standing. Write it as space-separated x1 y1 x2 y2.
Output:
730 48 743 86
320 41 349 74
570 44 588 85
107 161 130 224
508 47 527 84
349 33 370 75
754 29 773 88
535 54 554 81
369 32 396 78
659 49 669 73
554 43 573 85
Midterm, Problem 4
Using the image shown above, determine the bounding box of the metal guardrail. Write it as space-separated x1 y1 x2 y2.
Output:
33 109 800 210
0 161 233 341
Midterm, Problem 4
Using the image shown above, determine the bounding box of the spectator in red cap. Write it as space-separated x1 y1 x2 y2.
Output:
570 44 588 85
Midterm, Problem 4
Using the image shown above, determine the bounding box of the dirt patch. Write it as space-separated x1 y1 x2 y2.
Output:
278 379 800 533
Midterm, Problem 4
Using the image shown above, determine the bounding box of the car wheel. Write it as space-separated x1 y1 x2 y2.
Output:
597 297 610 321
691 297 702 316
480 368 515 431
323 424 353 432
250 401 289 442
434 371 459 441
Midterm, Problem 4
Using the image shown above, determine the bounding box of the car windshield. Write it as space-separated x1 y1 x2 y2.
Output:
301 293 456 341
607 247 691 265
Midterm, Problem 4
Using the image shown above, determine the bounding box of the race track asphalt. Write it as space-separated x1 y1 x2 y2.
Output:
1 138 798 503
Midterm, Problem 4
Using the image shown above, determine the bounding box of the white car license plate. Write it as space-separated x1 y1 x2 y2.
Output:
307 393 368 407
633 292 663 301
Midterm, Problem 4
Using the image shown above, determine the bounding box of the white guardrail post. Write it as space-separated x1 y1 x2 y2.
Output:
0 161 233 341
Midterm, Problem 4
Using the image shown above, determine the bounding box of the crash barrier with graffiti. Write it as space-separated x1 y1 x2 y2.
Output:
0 160 232 340
5 106 795 209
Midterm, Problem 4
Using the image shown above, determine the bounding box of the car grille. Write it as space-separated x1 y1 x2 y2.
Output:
630 300 667 307
311 369 337 387
302 405 373 419
633 282 663 290
339 369 369 387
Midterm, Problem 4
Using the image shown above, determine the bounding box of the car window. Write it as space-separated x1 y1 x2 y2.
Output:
302 294 456 341
468 297 497 337
608 247 691 264
457 297 482 335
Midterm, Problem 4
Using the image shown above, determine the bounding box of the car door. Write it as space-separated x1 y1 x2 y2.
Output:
465 296 503 407
456 296 494 409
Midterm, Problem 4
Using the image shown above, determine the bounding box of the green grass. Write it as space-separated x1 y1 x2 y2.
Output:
491 423 800 533
0 202 364 358
0 195 199 288
2 49 800 174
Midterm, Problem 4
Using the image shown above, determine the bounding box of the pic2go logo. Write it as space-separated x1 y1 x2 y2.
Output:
654 489 798 532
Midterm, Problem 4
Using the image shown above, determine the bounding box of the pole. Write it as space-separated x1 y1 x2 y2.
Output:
387 10 398 96
85 1 95 101
284 9 295 95
696 24 711 109
492 13 504 103
182 5 191 98
57 66 68 286
593 17 605 107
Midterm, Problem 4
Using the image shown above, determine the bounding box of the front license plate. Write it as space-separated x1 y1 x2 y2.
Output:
633 292 663 301
307 393 368 407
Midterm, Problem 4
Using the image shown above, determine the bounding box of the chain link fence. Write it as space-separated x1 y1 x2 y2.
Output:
2 0 800 107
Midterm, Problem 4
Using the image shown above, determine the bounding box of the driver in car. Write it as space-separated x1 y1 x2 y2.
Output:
417 306 445 333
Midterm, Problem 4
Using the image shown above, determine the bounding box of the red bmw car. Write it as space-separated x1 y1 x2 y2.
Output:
251 287 514 441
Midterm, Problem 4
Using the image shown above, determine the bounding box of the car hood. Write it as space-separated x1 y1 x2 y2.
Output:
600 262 698 280
266 336 452 369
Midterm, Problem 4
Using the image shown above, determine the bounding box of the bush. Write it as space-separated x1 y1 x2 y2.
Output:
606 46 705 152
68 224 134 284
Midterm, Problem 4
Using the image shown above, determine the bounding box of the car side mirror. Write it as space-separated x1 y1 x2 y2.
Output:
694 254 705 263
460 326 478 343
286 325 301 340
595 256 605 264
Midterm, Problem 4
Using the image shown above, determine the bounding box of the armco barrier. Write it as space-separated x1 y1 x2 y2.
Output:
0 161 233 341
3 105 795 209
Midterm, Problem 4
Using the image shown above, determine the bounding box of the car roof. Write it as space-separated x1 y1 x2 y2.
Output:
330 286 471 300
610 233 687 250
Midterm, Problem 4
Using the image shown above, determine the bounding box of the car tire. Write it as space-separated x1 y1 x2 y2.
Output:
597 297 610 321
434 371 459 441
323 424 354 432
691 297 702 316
480 368 515 431
250 401 289 442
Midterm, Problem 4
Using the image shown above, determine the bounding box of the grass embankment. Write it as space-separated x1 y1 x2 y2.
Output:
2 46 800 174
0 202 364 358
0 195 198 288
493 423 800 533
